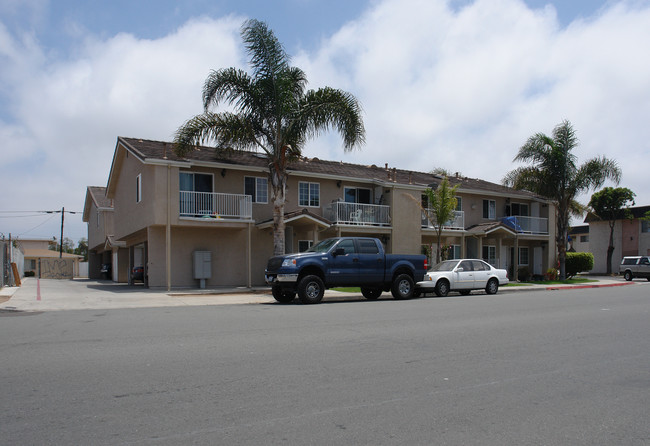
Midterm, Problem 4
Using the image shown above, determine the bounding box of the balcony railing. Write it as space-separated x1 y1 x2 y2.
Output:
324 202 391 226
422 210 464 230
180 191 252 220
500 216 548 234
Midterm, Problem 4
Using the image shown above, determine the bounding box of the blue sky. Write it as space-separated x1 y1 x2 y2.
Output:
1 0 649 243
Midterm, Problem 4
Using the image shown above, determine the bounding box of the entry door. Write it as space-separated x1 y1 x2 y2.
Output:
533 247 543 276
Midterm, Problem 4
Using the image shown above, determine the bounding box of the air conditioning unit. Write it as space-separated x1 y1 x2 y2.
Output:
193 251 212 289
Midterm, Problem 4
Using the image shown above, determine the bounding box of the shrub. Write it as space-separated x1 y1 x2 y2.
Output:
565 252 594 278
545 268 558 281
518 266 530 281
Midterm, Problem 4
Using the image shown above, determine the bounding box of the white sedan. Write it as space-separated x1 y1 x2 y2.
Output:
416 259 509 297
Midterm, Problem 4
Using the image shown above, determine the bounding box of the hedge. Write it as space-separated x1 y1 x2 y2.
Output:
565 252 594 278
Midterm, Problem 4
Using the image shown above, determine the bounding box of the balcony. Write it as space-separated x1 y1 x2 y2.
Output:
500 216 548 234
180 191 252 220
422 210 464 230
324 202 391 226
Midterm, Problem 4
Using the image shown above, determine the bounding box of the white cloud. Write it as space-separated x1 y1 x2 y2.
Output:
2 0 650 241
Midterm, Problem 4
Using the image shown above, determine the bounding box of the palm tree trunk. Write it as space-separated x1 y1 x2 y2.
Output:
270 173 287 256
606 221 615 275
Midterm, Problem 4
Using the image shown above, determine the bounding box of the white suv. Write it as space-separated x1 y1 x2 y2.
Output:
619 256 650 281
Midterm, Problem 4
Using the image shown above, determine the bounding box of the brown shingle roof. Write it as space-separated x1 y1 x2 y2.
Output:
117 136 543 200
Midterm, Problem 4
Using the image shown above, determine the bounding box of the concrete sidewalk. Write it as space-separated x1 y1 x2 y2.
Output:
0 276 639 312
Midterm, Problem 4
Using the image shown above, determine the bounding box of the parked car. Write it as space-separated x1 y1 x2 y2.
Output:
131 266 144 282
416 259 509 297
619 256 650 281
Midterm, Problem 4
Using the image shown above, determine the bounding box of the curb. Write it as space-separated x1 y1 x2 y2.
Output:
544 282 635 291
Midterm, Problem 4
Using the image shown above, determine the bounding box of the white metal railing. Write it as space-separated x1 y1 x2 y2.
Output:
500 216 548 234
180 191 252 220
422 210 464 230
324 202 391 226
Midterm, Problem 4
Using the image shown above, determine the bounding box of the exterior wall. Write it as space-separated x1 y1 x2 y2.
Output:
588 220 621 273
392 187 424 254
641 220 650 256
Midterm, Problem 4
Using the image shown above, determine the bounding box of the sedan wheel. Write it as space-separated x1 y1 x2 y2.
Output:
624 271 633 281
485 278 499 295
435 280 449 297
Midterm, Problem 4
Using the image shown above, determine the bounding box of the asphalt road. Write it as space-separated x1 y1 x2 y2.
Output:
1 284 649 445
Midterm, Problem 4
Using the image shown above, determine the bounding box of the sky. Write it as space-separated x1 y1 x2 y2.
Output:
1 0 649 244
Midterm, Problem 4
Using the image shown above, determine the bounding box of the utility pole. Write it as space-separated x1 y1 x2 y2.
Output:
60 207 64 258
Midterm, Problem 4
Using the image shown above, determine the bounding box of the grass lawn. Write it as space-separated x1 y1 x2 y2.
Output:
332 287 361 293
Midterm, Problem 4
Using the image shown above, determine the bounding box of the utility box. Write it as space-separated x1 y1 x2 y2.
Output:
193 251 212 288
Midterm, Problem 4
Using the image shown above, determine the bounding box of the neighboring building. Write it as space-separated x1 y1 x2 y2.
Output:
84 137 557 289
584 205 650 274
569 225 590 252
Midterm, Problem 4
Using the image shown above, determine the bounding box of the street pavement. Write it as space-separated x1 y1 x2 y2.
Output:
0 275 638 312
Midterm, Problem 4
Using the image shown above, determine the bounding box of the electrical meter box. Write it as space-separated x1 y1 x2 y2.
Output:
193 251 212 288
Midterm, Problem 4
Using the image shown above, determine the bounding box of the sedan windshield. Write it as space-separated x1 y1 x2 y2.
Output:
429 260 459 272
306 238 339 253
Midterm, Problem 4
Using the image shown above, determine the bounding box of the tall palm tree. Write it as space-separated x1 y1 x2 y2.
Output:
503 120 621 280
174 19 365 255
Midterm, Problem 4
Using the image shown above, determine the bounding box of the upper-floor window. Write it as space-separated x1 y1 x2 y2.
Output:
455 197 462 212
245 177 268 204
483 199 496 219
299 182 320 207
180 172 213 193
509 202 529 216
136 174 142 203
344 187 371 204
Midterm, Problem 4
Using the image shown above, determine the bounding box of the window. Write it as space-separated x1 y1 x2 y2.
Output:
344 187 371 204
180 172 213 216
482 245 496 265
580 235 589 243
336 239 357 254
245 177 268 203
358 239 380 254
472 260 489 271
298 240 313 252
519 247 529 266
445 244 461 260
483 200 496 219
136 174 142 203
299 182 320 207
455 197 462 212
642 220 649 233
511 203 529 216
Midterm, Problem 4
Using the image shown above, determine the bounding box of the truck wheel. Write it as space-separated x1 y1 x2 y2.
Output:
624 270 633 281
391 274 414 300
272 286 295 303
297 275 325 304
485 278 499 295
361 287 382 300
435 279 449 297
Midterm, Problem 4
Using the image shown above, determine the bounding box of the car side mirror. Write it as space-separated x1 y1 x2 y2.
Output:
456 267 464 272
333 248 346 257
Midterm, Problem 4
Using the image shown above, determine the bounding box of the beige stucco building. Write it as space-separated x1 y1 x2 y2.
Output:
84 137 558 289
584 205 650 274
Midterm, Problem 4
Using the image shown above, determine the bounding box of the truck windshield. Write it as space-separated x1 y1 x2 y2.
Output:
307 239 339 253
429 260 459 272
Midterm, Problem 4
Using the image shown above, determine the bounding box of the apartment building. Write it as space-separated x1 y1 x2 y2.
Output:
83 137 557 288
584 205 650 273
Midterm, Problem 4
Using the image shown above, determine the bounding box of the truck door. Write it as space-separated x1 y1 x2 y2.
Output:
329 239 359 286
356 238 385 285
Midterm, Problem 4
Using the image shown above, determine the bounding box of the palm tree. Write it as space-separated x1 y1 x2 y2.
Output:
503 120 621 280
407 176 459 264
174 19 365 255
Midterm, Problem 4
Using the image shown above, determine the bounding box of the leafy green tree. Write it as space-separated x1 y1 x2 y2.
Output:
412 177 460 264
74 237 89 262
503 120 621 280
588 187 635 274
49 237 75 254
174 19 365 255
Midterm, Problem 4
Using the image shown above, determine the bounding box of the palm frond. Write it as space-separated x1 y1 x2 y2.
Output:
241 19 289 82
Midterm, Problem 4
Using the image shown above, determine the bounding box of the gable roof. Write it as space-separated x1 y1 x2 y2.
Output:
109 136 546 201
584 205 650 223
82 186 112 222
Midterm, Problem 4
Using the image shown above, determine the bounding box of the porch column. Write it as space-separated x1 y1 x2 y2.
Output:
514 235 519 282
247 222 252 288
312 224 319 244
496 237 502 269
461 233 466 258
477 236 483 261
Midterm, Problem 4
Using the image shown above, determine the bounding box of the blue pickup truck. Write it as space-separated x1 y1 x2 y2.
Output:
265 237 427 304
